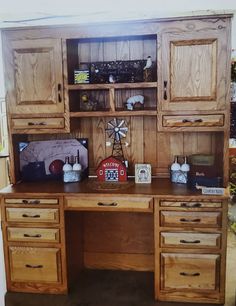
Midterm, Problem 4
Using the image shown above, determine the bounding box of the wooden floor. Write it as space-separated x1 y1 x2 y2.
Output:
5 230 236 306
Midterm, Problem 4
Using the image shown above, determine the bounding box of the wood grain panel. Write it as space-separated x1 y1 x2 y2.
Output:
161 253 220 290
83 212 154 254
9 246 61 283
84 252 154 271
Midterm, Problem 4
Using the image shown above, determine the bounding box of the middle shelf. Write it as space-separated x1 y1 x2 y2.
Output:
67 82 158 114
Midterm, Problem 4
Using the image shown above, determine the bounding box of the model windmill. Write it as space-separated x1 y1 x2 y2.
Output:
106 118 128 162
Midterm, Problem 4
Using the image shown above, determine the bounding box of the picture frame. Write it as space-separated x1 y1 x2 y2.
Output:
135 164 152 184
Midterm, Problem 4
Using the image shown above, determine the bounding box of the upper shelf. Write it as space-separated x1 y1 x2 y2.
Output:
67 82 158 90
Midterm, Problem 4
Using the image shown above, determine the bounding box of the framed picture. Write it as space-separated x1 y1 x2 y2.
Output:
135 164 152 184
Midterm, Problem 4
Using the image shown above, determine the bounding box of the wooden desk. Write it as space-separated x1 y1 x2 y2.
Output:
0 178 228 303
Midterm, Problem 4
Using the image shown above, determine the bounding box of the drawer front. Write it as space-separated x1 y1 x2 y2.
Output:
9 246 61 282
11 118 65 130
160 211 221 227
162 114 224 127
161 253 220 290
6 208 59 223
160 232 221 248
7 227 60 243
160 200 222 208
65 196 153 211
4 198 59 205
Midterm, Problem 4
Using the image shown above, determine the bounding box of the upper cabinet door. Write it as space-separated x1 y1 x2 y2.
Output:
160 29 228 112
7 39 64 114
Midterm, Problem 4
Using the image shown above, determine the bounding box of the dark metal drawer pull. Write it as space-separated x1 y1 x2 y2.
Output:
180 239 200 244
22 200 40 205
23 234 42 238
97 202 118 207
163 81 167 100
182 119 203 123
180 218 201 223
180 202 202 208
22 214 41 218
25 264 43 269
28 122 46 126
180 272 200 277
58 83 62 103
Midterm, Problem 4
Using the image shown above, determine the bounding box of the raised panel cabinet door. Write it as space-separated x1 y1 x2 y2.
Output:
160 29 228 111
8 38 64 114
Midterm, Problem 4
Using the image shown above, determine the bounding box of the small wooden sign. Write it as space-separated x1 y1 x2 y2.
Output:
96 156 127 182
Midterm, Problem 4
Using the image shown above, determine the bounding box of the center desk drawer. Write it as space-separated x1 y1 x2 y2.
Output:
65 196 153 212
5 208 59 223
160 211 221 227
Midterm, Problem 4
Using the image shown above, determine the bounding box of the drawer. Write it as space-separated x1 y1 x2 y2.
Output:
162 114 224 127
161 253 220 290
160 200 222 208
160 232 221 248
11 117 65 130
7 227 60 243
9 246 61 283
5 208 59 223
4 198 59 205
65 196 153 212
160 211 221 227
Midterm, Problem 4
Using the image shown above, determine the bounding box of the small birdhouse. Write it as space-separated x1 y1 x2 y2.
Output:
96 156 127 182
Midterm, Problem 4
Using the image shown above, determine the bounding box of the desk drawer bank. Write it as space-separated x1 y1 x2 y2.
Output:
0 179 228 303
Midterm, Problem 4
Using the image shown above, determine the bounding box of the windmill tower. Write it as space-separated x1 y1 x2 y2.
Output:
105 118 128 162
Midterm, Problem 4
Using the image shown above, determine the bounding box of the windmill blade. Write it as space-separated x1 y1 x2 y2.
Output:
118 130 127 138
106 130 115 138
119 127 128 132
115 132 121 141
107 121 115 128
118 119 125 127
112 118 117 127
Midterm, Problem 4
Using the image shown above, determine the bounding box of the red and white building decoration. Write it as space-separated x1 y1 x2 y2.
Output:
96 156 127 182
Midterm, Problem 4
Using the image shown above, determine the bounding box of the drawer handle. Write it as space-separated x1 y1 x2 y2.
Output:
22 200 40 205
180 239 201 244
22 214 41 218
180 272 200 277
58 83 62 103
180 218 201 223
28 122 46 126
97 202 118 207
163 81 168 100
25 264 43 269
182 119 203 123
180 202 202 208
23 234 42 238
